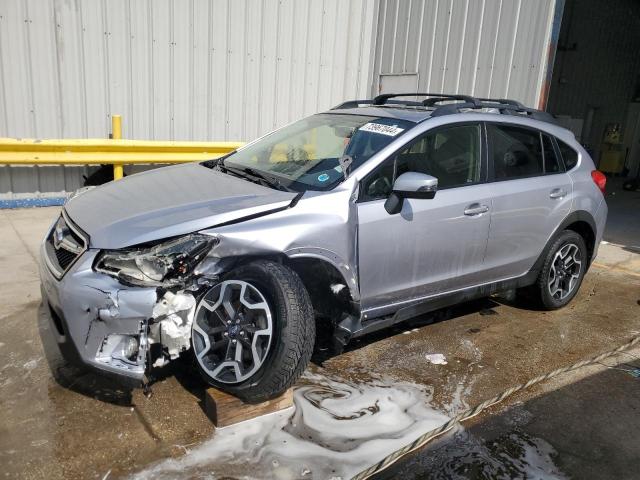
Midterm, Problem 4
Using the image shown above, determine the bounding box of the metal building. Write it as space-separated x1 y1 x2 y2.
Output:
0 0 561 199
371 0 560 108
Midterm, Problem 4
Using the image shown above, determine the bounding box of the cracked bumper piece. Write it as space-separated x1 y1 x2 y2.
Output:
39 246 157 386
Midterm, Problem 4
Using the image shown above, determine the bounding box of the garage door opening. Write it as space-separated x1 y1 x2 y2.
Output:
546 0 640 249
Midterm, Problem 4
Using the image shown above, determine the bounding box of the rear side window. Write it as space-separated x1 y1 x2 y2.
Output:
557 140 579 170
542 134 563 174
488 124 543 180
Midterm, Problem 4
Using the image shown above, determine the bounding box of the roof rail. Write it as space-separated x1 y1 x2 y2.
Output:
332 99 373 109
372 92 480 107
477 97 525 108
332 93 556 125
331 98 425 109
430 100 556 124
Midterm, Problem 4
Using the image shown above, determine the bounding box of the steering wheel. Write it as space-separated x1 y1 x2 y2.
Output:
367 176 392 197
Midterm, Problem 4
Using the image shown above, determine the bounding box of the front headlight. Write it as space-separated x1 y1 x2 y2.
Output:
95 234 217 286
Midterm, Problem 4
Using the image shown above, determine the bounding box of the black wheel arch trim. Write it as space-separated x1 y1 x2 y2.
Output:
529 210 597 277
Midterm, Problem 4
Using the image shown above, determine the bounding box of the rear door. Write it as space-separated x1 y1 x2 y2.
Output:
357 122 493 316
482 123 573 280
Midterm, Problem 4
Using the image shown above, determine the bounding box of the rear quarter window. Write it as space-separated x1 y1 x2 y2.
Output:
557 140 579 170
542 134 564 174
488 124 544 180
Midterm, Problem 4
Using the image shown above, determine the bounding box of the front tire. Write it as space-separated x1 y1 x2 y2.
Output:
191 260 315 403
533 230 588 310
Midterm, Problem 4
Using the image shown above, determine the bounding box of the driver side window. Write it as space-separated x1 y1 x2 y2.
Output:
360 123 482 201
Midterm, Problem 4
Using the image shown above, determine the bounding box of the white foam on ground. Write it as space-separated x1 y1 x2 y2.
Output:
425 353 448 365
132 373 449 480
441 338 483 415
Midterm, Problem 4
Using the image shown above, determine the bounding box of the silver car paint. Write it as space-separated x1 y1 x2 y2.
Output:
481 172 574 280
39 108 606 382
358 182 494 314
64 162 297 249
351 112 602 316
198 183 361 301
39 247 156 381
592 197 608 260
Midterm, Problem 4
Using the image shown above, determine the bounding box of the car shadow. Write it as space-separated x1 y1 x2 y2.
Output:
38 290 533 406
311 295 506 366
149 353 208 400
488 288 550 312
161 296 510 405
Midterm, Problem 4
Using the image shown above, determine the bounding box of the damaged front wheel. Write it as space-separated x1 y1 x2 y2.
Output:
191 260 315 403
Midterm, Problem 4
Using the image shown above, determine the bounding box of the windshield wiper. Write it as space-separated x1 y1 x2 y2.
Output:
246 168 294 192
202 155 230 169
220 164 293 192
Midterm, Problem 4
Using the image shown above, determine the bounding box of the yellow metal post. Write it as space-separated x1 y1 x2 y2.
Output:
111 115 124 180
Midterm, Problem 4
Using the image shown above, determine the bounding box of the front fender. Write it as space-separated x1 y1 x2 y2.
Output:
285 247 360 302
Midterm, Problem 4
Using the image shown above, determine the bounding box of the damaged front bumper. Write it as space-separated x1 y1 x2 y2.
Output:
39 246 195 386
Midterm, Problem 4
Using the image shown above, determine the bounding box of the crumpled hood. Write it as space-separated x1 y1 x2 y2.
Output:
64 163 297 249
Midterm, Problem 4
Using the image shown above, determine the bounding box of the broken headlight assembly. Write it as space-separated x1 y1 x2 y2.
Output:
95 234 218 287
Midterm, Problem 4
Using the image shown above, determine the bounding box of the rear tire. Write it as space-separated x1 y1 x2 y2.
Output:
532 230 588 310
191 260 315 403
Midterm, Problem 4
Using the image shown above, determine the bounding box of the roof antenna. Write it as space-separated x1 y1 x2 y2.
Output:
338 154 353 180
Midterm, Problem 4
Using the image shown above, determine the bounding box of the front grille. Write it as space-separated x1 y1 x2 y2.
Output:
54 247 77 270
44 213 87 278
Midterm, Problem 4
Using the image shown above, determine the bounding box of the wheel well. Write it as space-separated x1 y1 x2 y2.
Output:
285 257 358 340
218 255 357 347
565 220 596 262
221 254 358 313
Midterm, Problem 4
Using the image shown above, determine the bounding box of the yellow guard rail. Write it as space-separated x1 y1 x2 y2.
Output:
0 115 243 180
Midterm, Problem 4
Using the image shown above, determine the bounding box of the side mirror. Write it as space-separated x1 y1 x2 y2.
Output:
384 172 438 214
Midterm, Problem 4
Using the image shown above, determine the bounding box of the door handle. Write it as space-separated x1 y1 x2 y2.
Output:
464 203 489 216
549 188 567 199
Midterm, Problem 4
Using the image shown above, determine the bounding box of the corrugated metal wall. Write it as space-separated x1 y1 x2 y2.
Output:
370 0 557 107
1 0 561 199
0 0 377 198
0 0 376 141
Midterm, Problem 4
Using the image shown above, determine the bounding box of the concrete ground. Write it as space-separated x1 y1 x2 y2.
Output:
0 205 639 479
377 348 640 480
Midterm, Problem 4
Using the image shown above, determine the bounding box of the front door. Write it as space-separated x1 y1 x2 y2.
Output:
357 123 492 317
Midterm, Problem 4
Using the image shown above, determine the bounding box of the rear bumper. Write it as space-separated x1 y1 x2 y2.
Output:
592 198 608 260
39 242 157 386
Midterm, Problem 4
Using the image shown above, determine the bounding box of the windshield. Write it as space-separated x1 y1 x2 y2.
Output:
219 113 413 191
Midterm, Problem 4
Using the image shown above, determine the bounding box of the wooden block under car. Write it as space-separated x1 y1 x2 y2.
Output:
204 387 294 428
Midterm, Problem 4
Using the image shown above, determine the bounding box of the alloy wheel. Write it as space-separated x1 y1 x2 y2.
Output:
547 243 582 300
192 280 273 384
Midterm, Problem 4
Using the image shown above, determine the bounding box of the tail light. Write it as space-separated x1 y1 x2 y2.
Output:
591 170 606 194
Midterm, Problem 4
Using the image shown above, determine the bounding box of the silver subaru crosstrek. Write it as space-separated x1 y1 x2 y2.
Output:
39 94 608 402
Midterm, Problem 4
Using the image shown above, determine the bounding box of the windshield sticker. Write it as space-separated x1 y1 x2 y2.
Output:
317 173 330 182
359 122 405 137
